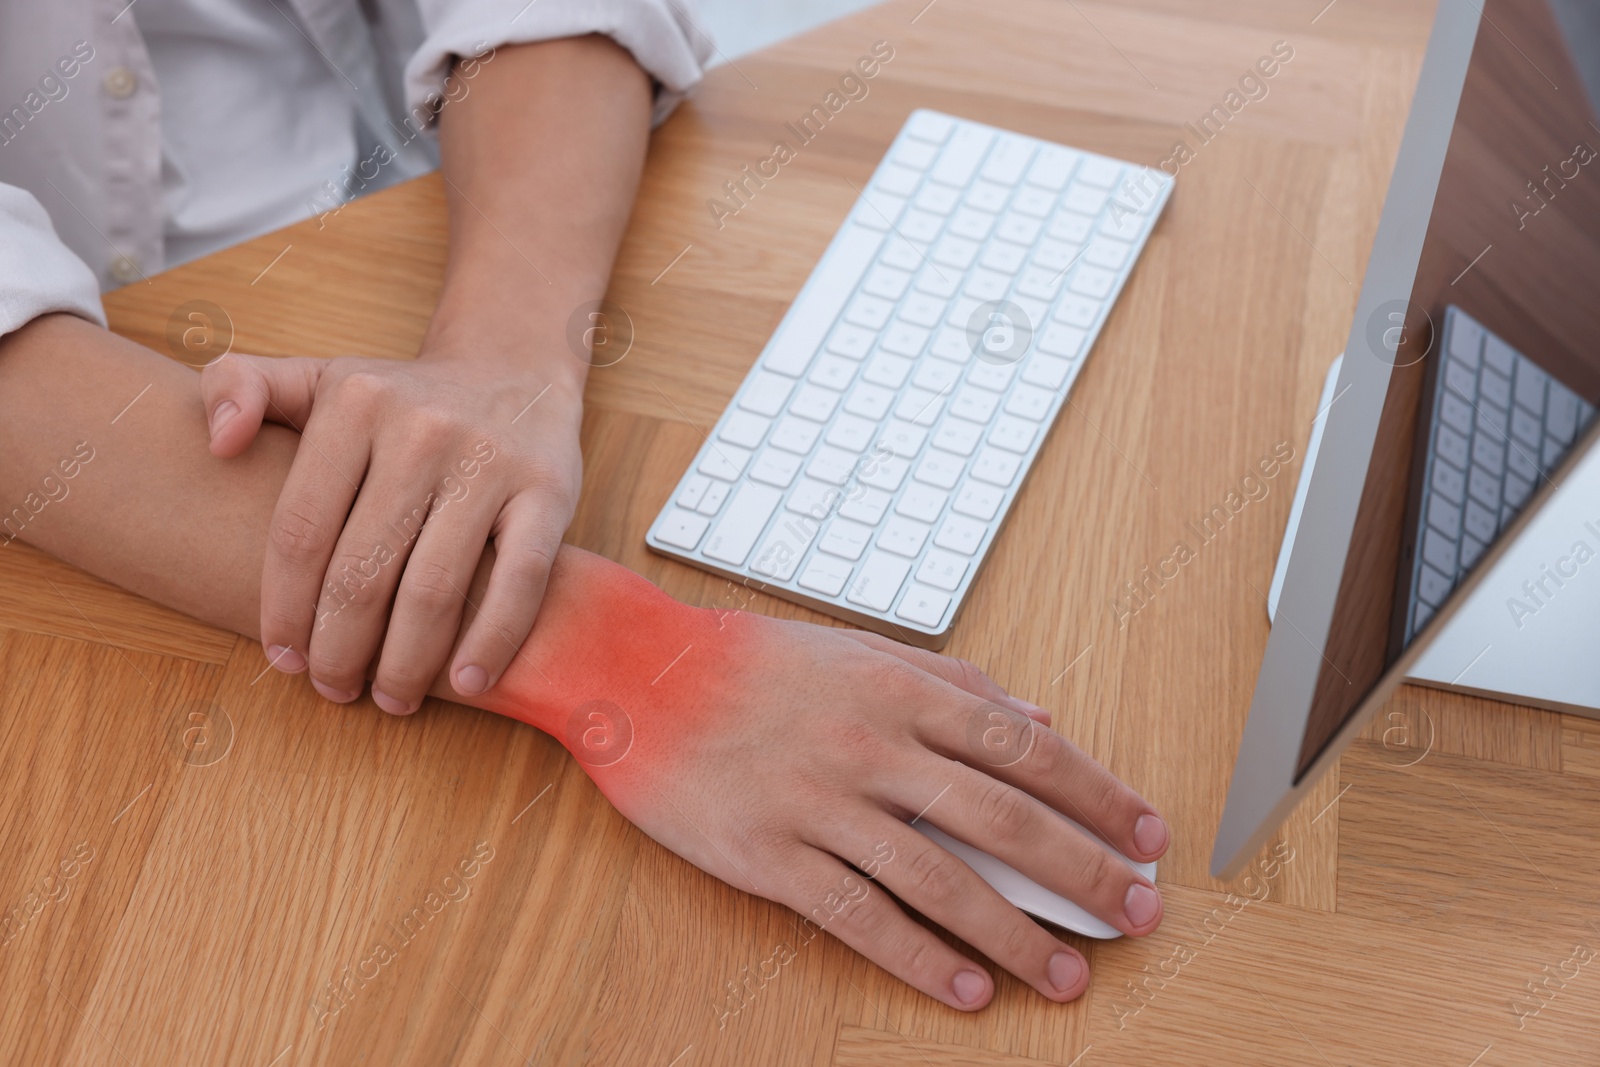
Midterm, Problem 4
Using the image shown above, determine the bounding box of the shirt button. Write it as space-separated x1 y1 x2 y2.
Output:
109 255 143 284
104 67 139 99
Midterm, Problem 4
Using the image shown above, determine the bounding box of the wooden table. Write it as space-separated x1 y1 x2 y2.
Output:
6 1 1599 1063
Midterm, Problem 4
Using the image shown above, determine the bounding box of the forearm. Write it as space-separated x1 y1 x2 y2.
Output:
425 34 654 381
0 314 716 724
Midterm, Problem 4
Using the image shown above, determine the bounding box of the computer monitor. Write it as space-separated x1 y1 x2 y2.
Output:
1211 0 1600 878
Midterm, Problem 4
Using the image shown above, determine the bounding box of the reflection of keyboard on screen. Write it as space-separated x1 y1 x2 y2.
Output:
1403 305 1595 640
646 110 1173 647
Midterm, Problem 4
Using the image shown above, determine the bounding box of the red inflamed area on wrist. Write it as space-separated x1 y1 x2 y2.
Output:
475 549 754 802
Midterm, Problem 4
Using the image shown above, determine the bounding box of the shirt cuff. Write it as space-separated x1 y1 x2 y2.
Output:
405 0 714 130
0 184 106 338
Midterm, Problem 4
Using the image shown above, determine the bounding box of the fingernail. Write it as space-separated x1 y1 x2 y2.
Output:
265 644 306 673
1008 696 1047 717
455 664 489 695
310 678 360 704
1124 882 1161 928
1047 951 1084 994
372 689 419 716
209 399 239 437
1133 813 1168 857
951 969 987 1007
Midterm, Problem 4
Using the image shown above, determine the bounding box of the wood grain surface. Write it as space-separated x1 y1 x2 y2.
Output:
6 1 1598 1064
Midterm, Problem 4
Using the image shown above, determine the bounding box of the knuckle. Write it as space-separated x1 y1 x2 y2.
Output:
307 648 360 688
976 780 1033 845
401 559 463 615
995 916 1037 963
865 655 931 707
895 928 944 980
946 656 988 690
904 844 962 907
270 502 331 561
1078 843 1120 900
1021 726 1066 778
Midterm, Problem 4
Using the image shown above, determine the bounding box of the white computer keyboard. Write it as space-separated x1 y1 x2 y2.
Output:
647 109 1173 647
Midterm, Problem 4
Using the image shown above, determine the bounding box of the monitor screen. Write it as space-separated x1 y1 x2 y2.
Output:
1294 0 1600 779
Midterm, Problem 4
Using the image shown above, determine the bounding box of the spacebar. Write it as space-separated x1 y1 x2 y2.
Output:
762 225 885 376
702 484 783 566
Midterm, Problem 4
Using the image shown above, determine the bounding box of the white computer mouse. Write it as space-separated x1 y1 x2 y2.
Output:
911 812 1156 939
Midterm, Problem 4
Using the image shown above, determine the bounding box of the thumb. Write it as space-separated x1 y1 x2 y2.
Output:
201 353 326 457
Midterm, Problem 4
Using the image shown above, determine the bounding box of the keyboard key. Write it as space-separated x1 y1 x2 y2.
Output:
979 242 1028 275
1475 401 1510 440
1426 491 1461 537
1543 435 1565 471
1431 460 1466 504
1511 407 1541 451
770 415 822 454
1468 464 1501 508
896 584 952 627
949 207 997 241
859 453 911 491
1479 366 1511 408
951 387 1000 423
1032 238 1083 273
1439 391 1474 436
1443 358 1477 400
879 419 928 457
923 419 983 459
1069 265 1117 299
1422 527 1457 576
1039 323 1087 359
934 514 988 554
997 213 1042 244
827 323 876 359
698 480 730 515
863 264 912 300
656 508 710 550
809 354 858 391
798 554 854 596
763 225 882 373
901 292 949 328
845 382 895 420
968 362 1017 391
881 236 926 272
750 449 801 488
703 484 782 565
1025 145 1078 190
1433 422 1465 470
1048 211 1095 243
906 110 954 143
912 359 961 393
918 177 972 213
827 413 877 453
1514 359 1548 415
875 163 923 197
851 190 907 231
1506 439 1538 482
1548 386 1580 443
930 124 995 187
896 483 949 523
1464 428 1498 470
1012 186 1055 216
740 372 793 416
1413 602 1433 633
1063 184 1108 214
838 486 891 524
677 474 710 510
900 208 944 244
1015 265 1064 301
847 551 913 611
750 515 819 580
930 327 974 363
893 139 939 169
965 179 1010 213
1482 334 1516 377
1055 294 1100 327
819 517 874 560
933 234 980 269
845 293 895 330
980 135 1037 185
1085 237 1131 270
882 322 932 357
699 444 752 481
1023 354 1073 389
1076 156 1122 187
1463 498 1497 542
786 477 838 517
896 388 946 426
915 266 960 298
917 548 970 592
915 449 966 489
989 415 1038 453
1449 314 1483 365
1417 563 1452 607
790 384 842 422
1459 533 1487 570
953 480 1005 521
808 446 858 485
863 352 914 389
879 515 932 557
971 447 1022 486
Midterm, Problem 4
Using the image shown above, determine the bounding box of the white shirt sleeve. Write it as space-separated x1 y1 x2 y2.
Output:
405 0 714 129
0 183 107 338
